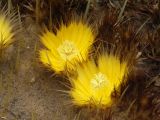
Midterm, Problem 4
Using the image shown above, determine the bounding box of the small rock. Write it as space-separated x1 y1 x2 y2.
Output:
30 77 36 83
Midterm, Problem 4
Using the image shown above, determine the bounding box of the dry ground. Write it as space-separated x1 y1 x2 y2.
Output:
0 17 77 120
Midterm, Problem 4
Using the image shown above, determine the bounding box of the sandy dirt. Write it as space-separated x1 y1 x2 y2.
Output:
0 17 77 120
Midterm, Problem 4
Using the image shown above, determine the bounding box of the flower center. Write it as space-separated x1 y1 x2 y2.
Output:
57 40 79 60
91 72 108 89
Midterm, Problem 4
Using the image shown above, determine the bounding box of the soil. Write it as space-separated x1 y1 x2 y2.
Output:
0 17 76 120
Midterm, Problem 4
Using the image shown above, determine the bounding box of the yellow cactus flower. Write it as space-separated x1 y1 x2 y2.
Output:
0 11 15 49
40 21 94 73
70 54 128 108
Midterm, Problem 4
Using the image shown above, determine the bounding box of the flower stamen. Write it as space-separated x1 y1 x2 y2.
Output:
91 72 108 89
57 40 79 61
